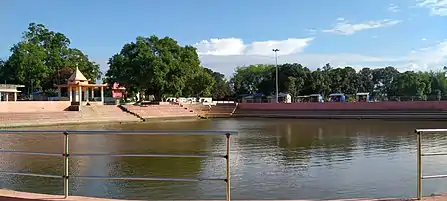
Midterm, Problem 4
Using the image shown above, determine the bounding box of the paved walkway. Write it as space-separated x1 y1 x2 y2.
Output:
1 189 447 201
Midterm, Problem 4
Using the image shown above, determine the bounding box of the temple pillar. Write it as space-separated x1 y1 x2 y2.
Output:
83 88 87 101
14 92 17 101
5 93 8 102
100 87 104 104
0 92 2 102
74 87 78 101
57 87 61 98
91 88 94 101
78 86 82 103
69 87 73 102
75 88 79 102
86 87 89 102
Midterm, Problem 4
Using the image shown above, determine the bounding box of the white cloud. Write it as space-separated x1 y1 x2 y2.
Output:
322 19 401 35
401 41 447 71
194 37 313 56
195 37 447 76
96 38 447 78
417 0 447 16
193 38 245 56
388 4 400 12
305 28 317 36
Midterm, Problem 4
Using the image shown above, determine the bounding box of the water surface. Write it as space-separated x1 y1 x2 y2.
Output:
1 118 447 200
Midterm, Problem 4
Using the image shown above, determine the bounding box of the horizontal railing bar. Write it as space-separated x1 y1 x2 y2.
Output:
69 153 226 158
72 175 226 182
422 174 447 179
0 130 63 134
0 150 62 156
0 130 238 135
416 129 447 133
0 171 62 178
422 152 447 156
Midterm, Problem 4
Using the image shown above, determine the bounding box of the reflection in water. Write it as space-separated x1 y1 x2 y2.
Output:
71 135 116 198
1 119 447 199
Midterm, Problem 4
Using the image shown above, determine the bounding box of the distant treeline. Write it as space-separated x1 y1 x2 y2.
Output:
231 64 447 101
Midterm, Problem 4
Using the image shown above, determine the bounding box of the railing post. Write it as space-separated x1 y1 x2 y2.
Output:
225 133 231 201
63 131 70 198
416 130 422 200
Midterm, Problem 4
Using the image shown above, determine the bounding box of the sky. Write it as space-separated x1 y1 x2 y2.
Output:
1 0 446 77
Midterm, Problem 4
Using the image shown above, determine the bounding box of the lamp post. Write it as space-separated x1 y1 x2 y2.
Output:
272 49 280 103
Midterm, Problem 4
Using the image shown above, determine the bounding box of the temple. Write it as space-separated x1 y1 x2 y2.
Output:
112 82 126 105
55 67 107 108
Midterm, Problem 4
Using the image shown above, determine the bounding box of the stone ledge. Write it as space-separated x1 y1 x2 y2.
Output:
1 189 447 201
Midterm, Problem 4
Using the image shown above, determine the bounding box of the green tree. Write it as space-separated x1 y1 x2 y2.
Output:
3 23 101 93
391 71 430 100
203 68 233 100
230 64 273 95
284 76 298 99
309 68 331 96
7 41 48 92
357 68 374 93
229 63 447 101
185 68 215 97
0 59 5 82
427 71 447 99
106 35 203 100
278 63 309 95
372 66 399 97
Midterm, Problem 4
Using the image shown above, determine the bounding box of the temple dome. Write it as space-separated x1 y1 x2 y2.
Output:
68 67 88 81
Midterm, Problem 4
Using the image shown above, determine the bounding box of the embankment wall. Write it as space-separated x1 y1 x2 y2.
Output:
0 101 71 113
237 101 447 111
0 101 140 128
234 101 447 119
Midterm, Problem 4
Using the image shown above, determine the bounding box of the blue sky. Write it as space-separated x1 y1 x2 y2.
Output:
1 0 446 76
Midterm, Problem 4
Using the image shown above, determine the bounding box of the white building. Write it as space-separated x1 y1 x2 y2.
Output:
0 84 24 102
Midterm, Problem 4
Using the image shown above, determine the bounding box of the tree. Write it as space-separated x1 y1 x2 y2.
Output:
3 23 101 93
372 66 399 96
284 76 298 99
106 35 203 100
185 68 215 97
0 59 5 82
278 63 309 95
203 68 233 100
229 63 447 101
7 41 48 92
230 64 274 95
357 68 374 93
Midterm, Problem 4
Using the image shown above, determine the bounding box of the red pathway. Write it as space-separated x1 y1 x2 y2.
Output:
1 189 447 201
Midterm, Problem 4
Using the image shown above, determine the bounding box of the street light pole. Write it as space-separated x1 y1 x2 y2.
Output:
272 49 280 103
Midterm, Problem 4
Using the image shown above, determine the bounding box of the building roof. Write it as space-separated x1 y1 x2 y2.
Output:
68 67 88 81
0 84 25 89
0 89 21 93
55 83 108 87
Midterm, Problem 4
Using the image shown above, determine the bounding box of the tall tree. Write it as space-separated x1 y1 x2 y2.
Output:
185 68 215 97
372 66 399 96
106 35 206 100
3 23 101 93
0 59 5 83
357 68 374 94
203 68 233 100
7 41 47 91
230 64 274 95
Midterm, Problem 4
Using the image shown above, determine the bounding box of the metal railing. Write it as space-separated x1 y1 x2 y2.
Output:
416 129 447 200
0 130 237 200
